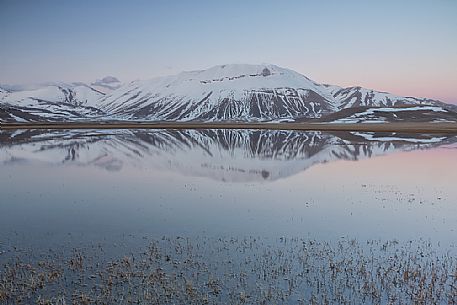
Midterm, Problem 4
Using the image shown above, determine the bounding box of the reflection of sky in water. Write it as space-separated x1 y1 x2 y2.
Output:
0 129 456 251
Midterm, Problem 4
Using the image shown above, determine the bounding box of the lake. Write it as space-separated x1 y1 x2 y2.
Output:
1 129 456 304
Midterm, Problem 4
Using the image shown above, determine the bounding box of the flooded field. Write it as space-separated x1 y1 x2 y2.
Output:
0 129 456 304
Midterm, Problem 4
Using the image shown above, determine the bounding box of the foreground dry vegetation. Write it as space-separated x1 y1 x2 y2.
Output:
1 237 456 304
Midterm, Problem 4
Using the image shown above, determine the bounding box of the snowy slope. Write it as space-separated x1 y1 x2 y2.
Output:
320 106 457 124
328 86 441 109
0 83 105 122
0 102 104 123
1 83 104 107
0 83 107 122
98 64 337 121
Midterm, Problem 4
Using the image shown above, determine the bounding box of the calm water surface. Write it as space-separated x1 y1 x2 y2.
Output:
0 129 456 303
1 129 456 246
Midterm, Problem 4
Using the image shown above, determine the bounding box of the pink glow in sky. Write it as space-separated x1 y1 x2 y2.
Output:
1 1 456 103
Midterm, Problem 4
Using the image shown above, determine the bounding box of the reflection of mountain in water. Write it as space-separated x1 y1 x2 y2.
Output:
1 129 455 182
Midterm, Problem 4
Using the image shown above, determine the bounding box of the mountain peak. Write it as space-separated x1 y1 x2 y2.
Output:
180 64 292 80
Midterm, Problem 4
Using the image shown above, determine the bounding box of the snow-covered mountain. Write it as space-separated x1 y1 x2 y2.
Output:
0 83 106 122
325 85 446 109
1 64 456 122
317 106 457 124
1 82 106 106
98 64 336 121
96 64 456 121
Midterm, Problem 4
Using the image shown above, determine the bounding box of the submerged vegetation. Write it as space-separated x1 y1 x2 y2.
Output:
1 236 456 304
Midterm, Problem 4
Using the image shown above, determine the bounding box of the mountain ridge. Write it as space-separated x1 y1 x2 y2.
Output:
1 64 456 123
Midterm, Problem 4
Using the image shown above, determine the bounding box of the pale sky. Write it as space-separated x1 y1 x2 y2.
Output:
1 0 456 103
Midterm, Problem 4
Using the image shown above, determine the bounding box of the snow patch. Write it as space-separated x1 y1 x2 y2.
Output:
352 132 446 143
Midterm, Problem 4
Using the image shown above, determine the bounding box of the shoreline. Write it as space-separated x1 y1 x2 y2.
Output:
1 122 457 133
